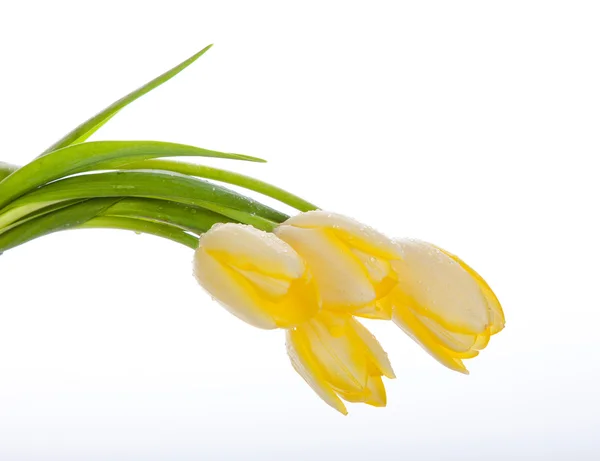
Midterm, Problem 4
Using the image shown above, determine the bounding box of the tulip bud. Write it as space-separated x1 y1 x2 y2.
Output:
383 239 505 373
286 311 395 415
275 211 402 318
194 223 320 329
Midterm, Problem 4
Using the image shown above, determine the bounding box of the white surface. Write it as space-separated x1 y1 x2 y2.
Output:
1 1 599 460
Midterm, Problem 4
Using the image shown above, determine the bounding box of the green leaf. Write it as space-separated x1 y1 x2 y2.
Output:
0 199 88 236
80 216 199 249
0 198 122 253
41 45 214 155
108 159 319 212
0 198 199 253
69 111 120 145
0 170 286 231
102 198 234 234
0 140 264 210
0 162 18 181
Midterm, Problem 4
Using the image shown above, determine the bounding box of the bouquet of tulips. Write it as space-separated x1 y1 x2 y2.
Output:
0 45 504 414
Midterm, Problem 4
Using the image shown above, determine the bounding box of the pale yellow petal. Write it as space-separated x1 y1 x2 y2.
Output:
234 268 291 298
415 312 478 353
452 349 479 359
351 249 398 299
393 302 469 374
471 329 491 350
195 223 320 329
436 246 505 335
349 318 396 379
281 210 402 260
393 239 490 335
201 223 305 279
353 302 393 320
363 374 387 407
267 273 321 328
286 330 348 415
275 225 376 309
336 374 387 407
301 312 368 392
193 248 276 329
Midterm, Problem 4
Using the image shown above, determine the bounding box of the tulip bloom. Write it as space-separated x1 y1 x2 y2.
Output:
194 222 396 413
193 223 320 329
287 311 395 415
194 214 504 412
276 211 504 374
275 211 402 319
382 239 505 374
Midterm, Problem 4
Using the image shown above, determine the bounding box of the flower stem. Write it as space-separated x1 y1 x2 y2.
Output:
0 141 264 211
100 198 235 234
0 162 18 181
0 198 201 253
0 198 122 252
0 170 283 232
79 216 199 249
113 159 318 212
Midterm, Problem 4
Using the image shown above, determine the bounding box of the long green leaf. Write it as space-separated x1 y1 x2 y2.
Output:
0 140 264 210
105 159 318 212
0 162 18 181
0 198 122 253
102 198 234 234
0 170 287 231
0 199 87 236
79 216 199 249
41 45 213 155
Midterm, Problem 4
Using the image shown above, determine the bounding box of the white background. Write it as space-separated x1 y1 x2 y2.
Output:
1 1 599 460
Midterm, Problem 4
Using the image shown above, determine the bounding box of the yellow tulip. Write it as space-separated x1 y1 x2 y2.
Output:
380 238 505 374
194 218 504 413
286 310 395 415
276 211 504 374
193 223 320 329
275 211 402 319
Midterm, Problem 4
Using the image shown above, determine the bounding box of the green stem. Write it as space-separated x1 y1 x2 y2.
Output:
0 170 285 232
0 140 263 211
0 198 200 253
0 162 18 181
0 199 88 235
79 216 199 249
101 198 234 234
113 159 318 212
0 198 121 253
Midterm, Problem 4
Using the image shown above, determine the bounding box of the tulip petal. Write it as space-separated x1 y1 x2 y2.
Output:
390 296 469 374
275 225 376 309
194 248 276 329
286 330 348 415
436 246 505 335
415 313 477 353
354 302 393 320
473 330 491 350
302 313 368 392
281 210 402 260
350 318 396 379
364 374 387 407
234 268 291 299
201 223 305 279
393 239 490 335
195 223 320 329
336 374 387 407
351 249 398 299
